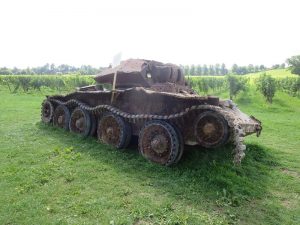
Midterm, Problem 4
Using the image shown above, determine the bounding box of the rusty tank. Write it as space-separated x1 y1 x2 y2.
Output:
41 59 262 165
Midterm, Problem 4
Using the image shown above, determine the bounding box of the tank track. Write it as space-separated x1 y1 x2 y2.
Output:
47 98 246 164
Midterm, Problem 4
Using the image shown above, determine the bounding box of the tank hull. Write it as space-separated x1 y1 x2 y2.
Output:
44 87 261 165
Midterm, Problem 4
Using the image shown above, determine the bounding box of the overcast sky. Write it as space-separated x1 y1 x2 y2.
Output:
0 0 299 68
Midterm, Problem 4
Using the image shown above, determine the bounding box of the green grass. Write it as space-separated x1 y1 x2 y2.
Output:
0 82 299 224
245 69 297 78
190 69 297 78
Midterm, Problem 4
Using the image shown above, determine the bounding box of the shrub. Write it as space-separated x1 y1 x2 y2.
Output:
18 76 31 92
277 76 300 97
256 73 276 103
189 77 226 95
226 75 246 100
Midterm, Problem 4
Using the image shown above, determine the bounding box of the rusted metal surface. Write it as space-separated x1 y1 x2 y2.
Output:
95 59 185 88
98 114 122 146
139 120 181 166
53 105 70 130
69 108 92 137
194 111 229 148
41 100 54 123
97 113 131 149
41 59 262 165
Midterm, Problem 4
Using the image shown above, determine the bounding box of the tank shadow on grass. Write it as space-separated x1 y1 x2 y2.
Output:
38 122 278 206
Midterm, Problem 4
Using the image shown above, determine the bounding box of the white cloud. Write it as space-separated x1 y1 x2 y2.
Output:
0 0 299 68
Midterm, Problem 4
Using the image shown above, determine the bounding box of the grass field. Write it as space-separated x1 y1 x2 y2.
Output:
0 73 299 224
189 69 297 78
245 69 298 78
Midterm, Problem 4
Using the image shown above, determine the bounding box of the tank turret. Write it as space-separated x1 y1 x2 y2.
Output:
94 59 186 88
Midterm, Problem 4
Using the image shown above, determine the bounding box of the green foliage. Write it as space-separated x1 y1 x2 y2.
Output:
191 77 226 94
220 63 228 75
18 76 31 92
0 67 12 75
256 73 276 103
0 63 104 75
184 63 266 76
226 75 247 100
184 65 189 75
231 64 266 75
190 64 195 76
0 75 95 93
286 55 300 75
202 64 208 75
276 77 300 97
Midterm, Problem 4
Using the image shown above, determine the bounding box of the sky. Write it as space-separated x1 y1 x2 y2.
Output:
0 0 299 68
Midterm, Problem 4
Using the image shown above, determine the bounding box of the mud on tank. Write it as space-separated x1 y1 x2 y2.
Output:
41 59 262 166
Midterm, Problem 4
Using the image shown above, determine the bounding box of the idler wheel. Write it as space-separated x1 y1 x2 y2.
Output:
53 104 70 130
194 111 229 148
69 107 92 137
138 120 181 166
97 113 131 149
41 100 54 123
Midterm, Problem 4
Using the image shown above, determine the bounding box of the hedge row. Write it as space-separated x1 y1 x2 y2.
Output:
0 74 299 99
276 76 300 97
0 75 95 93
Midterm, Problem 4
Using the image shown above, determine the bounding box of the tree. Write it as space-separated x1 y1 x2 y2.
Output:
248 64 254 73
238 66 248 75
203 64 208 75
50 63 56 74
286 55 300 75
220 63 228 75
12 67 20 75
226 75 246 100
0 67 12 75
190 64 195 76
196 65 202 76
259 65 266 71
208 65 215 75
184 65 190 76
215 64 220 75
232 64 238 74
271 64 280 69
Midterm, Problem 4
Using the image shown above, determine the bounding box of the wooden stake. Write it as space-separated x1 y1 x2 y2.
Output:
111 71 117 103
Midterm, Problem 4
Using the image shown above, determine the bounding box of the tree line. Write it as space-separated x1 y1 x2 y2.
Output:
0 63 105 75
1 55 298 76
182 63 287 76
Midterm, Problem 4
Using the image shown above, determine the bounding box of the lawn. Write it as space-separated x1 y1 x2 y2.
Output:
0 80 299 224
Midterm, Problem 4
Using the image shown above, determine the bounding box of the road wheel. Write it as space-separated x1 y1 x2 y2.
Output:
41 100 54 123
69 107 92 137
97 113 131 149
138 120 181 166
53 104 70 130
194 111 229 148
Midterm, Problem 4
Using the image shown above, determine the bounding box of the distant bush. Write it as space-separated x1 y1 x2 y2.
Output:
226 75 247 100
256 73 276 103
